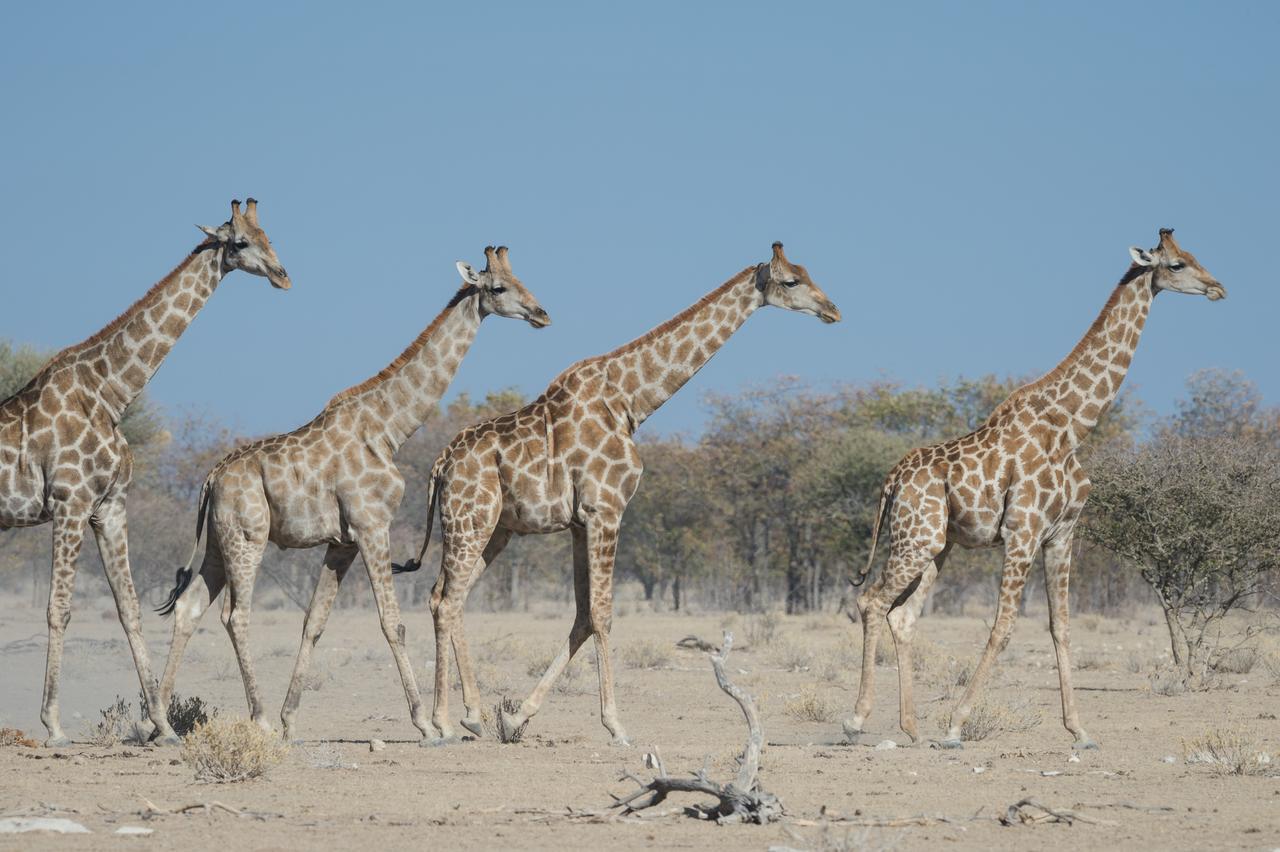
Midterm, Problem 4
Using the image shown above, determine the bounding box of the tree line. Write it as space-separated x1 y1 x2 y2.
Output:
2 339 1276 679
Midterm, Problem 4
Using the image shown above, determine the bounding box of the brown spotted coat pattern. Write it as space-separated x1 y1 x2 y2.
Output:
845 230 1225 748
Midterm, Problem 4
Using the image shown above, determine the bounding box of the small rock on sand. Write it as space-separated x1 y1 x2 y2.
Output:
874 740 897 751
369 739 386 753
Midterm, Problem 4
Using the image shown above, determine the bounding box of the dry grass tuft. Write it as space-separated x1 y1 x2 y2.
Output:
1263 651 1280 685
84 696 132 747
0 727 38 748
159 691 216 737
745 611 781 646
620 639 673 670
1211 647 1258 675
484 697 528 744
947 695 1042 742
770 639 814 672
783 687 838 723
180 718 288 783
1074 650 1109 671
1148 665 1188 697
1077 614 1102 632
1182 726 1273 776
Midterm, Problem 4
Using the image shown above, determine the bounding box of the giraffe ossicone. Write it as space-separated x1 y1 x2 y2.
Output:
0 198 290 747
405 240 840 744
154 246 549 744
844 228 1224 750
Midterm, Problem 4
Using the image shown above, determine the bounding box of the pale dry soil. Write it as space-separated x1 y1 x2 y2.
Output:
1 598 1277 851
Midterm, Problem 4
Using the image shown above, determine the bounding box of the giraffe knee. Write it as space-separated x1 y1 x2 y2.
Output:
47 606 71 632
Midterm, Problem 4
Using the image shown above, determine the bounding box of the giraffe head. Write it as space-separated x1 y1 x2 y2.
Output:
756 242 841 323
1129 229 1225 301
455 246 551 328
196 198 292 290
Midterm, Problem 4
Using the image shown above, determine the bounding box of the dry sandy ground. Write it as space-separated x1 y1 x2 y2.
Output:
0 596 1277 851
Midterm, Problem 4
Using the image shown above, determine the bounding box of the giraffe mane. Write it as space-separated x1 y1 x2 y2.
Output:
11 245 215 398
588 265 758 363
1009 263 1151 404
323 284 478 409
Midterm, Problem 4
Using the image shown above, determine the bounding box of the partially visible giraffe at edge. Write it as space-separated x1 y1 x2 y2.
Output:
396 242 841 744
845 229 1225 749
0 199 290 746
155 246 549 743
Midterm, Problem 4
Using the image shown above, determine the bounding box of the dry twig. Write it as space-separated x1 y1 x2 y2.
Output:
611 631 783 825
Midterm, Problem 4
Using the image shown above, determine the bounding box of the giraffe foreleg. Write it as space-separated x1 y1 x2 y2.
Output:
502 525 593 738
40 510 88 747
90 494 180 745
358 527 432 742
1043 530 1096 749
279 543 357 742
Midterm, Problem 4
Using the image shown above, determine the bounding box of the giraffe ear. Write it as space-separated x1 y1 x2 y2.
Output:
196 224 220 238
456 261 481 284
1129 246 1155 266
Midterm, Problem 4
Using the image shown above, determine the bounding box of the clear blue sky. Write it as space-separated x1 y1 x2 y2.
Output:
1 2 1275 437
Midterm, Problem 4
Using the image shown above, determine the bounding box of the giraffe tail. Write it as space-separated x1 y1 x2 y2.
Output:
392 454 444 575
851 474 894 589
156 477 213 616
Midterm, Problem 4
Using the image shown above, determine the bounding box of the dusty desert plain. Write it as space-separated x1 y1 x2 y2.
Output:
0 596 1277 851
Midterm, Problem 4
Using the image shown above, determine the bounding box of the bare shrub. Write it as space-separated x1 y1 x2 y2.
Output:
484 697 528 744
1077 614 1102 632
1149 665 1187 697
1263 652 1280 684
947 695 1042 742
1075 650 1109 671
0 727 38 748
1125 651 1149 674
84 696 131 747
783 687 837 723
769 640 814 672
1212 647 1258 675
147 690 215 737
1182 727 1273 776
181 719 288 783
620 639 672 670
745 611 780 647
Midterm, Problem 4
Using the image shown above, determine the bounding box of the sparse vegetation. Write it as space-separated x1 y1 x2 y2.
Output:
745 611 780 646
145 690 215 737
486 697 528 744
769 639 814 672
620 639 672 670
947 695 1042 742
783 687 837 723
1212 647 1258 675
84 696 132 747
1182 726 1273 776
0 727 38 748
180 718 288 783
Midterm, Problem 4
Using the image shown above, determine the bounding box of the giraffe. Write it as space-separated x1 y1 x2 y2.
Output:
843 229 1225 749
395 242 840 744
0 199 290 747
154 246 549 743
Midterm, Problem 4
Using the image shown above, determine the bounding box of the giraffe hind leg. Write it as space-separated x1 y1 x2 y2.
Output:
454 526 512 737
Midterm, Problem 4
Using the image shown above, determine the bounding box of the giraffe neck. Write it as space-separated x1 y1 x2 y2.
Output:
1024 266 1154 449
330 287 484 451
62 245 225 421
602 266 762 428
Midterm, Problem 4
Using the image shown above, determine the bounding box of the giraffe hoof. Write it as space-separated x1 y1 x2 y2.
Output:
420 735 461 748
610 734 632 748
459 718 484 738
1073 738 1099 751
153 734 182 748
841 721 864 744
43 736 72 749
934 738 964 750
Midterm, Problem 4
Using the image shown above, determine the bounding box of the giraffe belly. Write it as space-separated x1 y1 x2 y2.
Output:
0 476 49 528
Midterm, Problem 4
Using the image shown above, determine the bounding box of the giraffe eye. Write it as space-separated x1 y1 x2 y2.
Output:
234 239 250 250
782 279 799 288
491 286 507 294
1168 262 1185 271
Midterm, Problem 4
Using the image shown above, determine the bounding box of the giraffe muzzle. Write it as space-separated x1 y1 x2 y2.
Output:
818 301 842 323
525 307 552 328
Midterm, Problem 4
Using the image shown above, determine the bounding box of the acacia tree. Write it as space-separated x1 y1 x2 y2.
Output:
1082 433 1280 683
